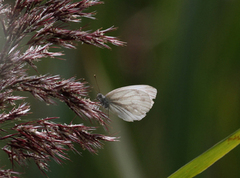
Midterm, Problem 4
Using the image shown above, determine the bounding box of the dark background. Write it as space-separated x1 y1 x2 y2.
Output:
2 0 240 177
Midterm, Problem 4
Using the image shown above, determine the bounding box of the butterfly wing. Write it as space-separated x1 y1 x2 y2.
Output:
113 85 157 100
105 85 157 122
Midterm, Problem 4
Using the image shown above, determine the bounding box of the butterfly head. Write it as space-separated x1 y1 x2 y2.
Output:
97 93 110 109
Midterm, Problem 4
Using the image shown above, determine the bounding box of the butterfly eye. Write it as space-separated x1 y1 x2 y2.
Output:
97 93 103 100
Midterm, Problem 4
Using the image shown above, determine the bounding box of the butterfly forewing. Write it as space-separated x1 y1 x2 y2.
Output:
110 85 157 100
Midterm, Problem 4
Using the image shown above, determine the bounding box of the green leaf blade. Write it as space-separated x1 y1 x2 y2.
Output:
168 128 240 178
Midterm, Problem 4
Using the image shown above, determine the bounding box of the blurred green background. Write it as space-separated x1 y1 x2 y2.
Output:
3 0 240 177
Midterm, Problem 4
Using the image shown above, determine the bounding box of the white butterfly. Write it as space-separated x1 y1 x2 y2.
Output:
97 85 157 122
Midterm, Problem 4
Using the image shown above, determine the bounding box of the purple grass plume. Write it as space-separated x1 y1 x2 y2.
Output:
0 0 124 177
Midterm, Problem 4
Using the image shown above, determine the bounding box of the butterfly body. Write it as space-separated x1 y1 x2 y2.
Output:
97 85 157 122
97 93 110 108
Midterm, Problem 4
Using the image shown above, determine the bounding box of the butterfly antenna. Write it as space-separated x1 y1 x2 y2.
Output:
94 74 101 93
